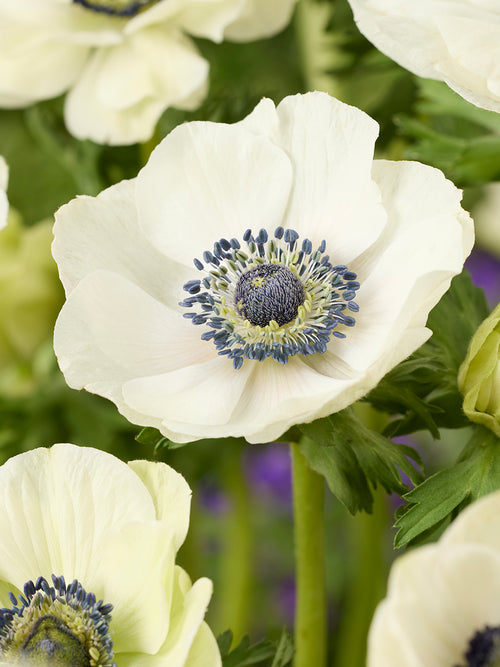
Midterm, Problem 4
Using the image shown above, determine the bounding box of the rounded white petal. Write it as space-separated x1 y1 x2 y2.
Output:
348 0 500 112
184 621 223 667
442 489 500 551
135 119 293 265
0 444 156 593
65 29 208 145
223 0 297 41
52 178 191 305
54 269 213 397
272 92 387 263
128 459 192 550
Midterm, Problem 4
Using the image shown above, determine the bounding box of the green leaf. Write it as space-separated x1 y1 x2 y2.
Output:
395 426 500 548
298 408 422 513
367 271 490 437
218 630 292 667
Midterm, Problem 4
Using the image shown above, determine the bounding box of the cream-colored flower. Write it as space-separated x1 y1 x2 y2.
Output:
53 91 473 444
0 0 296 145
368 490 500 667
0 443 220 666
348 0 500 113
0 157 8 230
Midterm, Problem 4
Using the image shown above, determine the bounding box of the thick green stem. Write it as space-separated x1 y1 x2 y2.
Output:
291 442 327 667
213 446 253 644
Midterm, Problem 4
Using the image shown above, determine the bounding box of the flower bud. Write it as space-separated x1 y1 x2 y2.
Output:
0 211 64 392
458 302 500 437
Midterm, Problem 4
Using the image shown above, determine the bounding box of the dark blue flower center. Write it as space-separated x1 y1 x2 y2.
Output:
0 575 115 667
234 264 306 327
457 626 500 667
72 0 158 17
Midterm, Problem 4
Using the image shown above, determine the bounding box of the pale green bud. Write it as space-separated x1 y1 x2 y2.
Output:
0 211 64 393
458 301 500 437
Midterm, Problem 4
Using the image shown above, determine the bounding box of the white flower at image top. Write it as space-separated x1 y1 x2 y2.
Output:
347 0 500 113
368 490 500 667
0 0 297 145
0 157 8 230
53 91 473 444
0 443 221 666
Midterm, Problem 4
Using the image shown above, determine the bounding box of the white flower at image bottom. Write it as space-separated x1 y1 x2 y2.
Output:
0 444 220 666
348 0 500 113
53 91 473 444
0 0 296 145
368 490 500 667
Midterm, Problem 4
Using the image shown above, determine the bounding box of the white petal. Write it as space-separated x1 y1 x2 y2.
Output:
0 444 156 593
65 29 208 145
184 621 222 667
274 92 387 263
128 460 192 550
53 178 192 303
237 92 387 263
122 355 253 430
118 570 214 667
223 0 297 41
101 521 177 654
128 0 245 42
441 489 500 551
349 0 500 112
54 269 212 396
136 120 293 264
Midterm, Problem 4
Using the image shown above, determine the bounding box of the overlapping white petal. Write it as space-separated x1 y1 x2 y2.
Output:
53 91 473 444
348 0 500 113
368 491 500 667
0 444 220 665
0 0 297 144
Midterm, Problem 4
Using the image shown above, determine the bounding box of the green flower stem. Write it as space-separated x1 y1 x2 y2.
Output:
213 445 253 644
331 488 390 667
291 442 327 667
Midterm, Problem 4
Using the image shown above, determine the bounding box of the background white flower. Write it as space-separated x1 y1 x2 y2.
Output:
53 91 473 444
0 157 8 230
0 0 297 145
347 0 500 113
0 443 221 666
368 490 500 667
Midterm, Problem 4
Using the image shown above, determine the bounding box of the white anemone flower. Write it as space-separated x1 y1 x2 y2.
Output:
0 443 221 666
368 490 500 667
348 0 500 113
0 157 8 230
53 91 473 444
0 0 296 145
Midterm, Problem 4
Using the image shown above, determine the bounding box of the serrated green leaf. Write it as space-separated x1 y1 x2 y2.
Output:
298 408 422 513
218 632 279 667
395 426 500 548
270 630 294 667
367 271 489 437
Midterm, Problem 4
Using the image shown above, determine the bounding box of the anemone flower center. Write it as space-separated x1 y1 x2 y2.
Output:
72 0 158 17
180 226 360 369
457 625 500 667
0 575 115 666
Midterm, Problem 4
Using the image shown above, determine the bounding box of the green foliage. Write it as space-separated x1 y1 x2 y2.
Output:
366 271 490 437
395 426 500 548
298 408 422 514
397 79 500 186
218 629 293 667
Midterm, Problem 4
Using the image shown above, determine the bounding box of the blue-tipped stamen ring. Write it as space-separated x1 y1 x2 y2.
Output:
180 227 360 369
